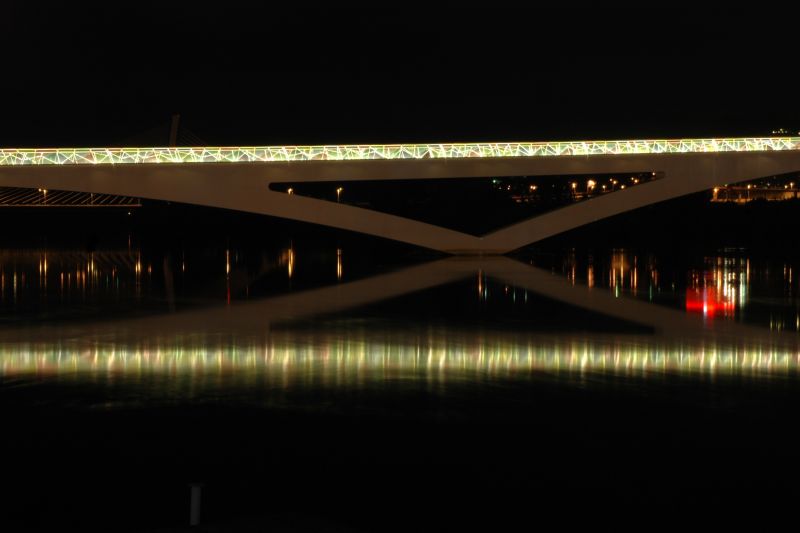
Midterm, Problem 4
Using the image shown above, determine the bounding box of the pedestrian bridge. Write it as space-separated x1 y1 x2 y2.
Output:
0 137 799 254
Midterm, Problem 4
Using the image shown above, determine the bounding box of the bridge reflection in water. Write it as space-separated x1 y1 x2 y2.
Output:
1 255 798 386
1 333 798 384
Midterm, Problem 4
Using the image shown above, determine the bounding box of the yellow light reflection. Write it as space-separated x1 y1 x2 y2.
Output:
1 333 798 383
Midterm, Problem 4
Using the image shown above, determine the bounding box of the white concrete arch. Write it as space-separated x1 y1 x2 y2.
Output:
0 141 799 254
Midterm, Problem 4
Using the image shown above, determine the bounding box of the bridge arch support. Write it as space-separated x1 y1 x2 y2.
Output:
0 143 799 254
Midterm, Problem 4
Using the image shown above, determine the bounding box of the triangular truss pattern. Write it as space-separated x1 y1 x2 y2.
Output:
0 138 798 166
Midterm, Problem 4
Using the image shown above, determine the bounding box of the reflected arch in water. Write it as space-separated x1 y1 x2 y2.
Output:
1 256 799 387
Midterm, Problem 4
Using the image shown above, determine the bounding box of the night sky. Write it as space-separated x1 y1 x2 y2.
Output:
2 5 798 147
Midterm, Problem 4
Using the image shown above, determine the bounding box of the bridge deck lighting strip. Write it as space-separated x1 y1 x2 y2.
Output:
0 138 798 166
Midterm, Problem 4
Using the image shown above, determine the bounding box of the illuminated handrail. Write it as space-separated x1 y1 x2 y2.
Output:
0 137 798 166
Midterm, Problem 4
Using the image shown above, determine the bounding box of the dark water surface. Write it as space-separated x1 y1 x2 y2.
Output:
2 220 800 531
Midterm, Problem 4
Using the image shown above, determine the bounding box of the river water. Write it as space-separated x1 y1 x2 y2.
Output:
1 232 799 531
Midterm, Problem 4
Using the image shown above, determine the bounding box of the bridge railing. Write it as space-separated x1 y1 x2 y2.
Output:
0 137 798 166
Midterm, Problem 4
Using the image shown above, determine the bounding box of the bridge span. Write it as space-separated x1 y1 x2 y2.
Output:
0 138 799 254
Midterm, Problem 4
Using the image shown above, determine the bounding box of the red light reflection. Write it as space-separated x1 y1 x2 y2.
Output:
685 287 735 318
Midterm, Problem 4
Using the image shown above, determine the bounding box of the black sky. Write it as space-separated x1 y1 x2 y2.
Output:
1 5 798 147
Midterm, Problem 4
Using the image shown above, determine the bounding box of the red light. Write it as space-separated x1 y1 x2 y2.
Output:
685 287 735 317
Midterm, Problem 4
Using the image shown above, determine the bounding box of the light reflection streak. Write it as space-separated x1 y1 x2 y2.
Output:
0 252 798 389
286 247 294 279
1 333 798 382
686 257 747 318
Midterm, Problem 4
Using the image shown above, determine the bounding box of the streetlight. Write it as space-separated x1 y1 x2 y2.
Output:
587 179 596 196
336 187 343 203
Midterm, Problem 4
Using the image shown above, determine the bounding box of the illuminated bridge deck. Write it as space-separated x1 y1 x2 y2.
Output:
0 137 799 166
0 187 140 208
